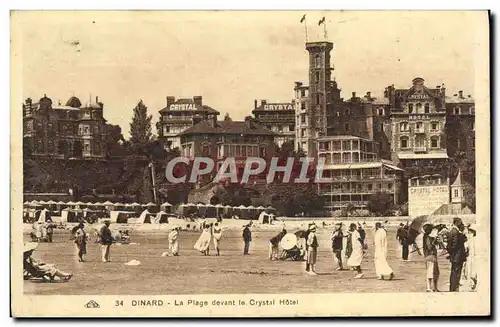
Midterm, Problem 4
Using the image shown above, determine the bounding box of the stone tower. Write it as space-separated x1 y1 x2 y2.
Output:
305 41 334 156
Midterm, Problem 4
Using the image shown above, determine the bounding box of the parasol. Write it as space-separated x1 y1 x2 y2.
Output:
294 230 309 239
280 233 298 251
407 215 428 243
24 242 38 253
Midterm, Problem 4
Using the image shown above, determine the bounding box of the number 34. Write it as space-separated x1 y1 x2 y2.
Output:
115 300 124 306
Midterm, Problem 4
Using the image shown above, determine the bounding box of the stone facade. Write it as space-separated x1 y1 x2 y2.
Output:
23 95 107 160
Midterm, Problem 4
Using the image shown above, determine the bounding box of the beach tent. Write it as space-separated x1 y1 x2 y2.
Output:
37 208 51 223
38 200 47 205
143 202 156 207
134 209 154 224
57 201 66 205
110 211 136 224
152 211 170 224
60 209 83 223
102 201 114 206
258 210 274 224
130 202 141 207
47 200 57 205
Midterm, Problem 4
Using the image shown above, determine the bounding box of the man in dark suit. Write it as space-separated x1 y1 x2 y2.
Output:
448 217 468 292
242 224 252 255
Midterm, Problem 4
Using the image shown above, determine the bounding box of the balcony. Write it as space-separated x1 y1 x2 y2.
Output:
414 146 427 153
415 128 425 134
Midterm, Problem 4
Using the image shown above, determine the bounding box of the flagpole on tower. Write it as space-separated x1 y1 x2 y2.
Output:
300 14 308 43
323 20 328 41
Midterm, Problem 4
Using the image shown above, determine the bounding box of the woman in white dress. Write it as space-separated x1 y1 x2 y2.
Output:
194 223 212 255
347 223 364 278
374 222 394 280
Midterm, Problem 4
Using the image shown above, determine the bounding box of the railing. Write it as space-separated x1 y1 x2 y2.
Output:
320 188 395 195
414 146 427 153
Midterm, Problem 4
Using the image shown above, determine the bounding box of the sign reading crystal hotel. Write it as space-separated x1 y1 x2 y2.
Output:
263 104 294 110
408 185 450 217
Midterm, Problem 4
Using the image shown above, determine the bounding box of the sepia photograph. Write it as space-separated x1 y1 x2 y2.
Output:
10 10 490 317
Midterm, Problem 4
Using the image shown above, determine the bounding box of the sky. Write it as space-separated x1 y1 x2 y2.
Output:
13 11 484 136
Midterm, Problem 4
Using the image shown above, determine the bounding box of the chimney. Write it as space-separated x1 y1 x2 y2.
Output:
458 90 463 98
366 91 371 99
166 96 175 106
261 100 267 106
244 116 253 129
194 96 202 106
436 85 440 89
352 92 356 98
95 96 99 103
254 99 258 110
208 114 217 128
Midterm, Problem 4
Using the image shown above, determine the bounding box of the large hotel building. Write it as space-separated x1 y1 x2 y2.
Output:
251 39 475 211
23 95 107 160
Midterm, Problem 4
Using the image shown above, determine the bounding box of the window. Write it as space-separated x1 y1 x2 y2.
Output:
84 126 89 134
301 89 306 97
301 129 306 137
424 103 430 113
400 122 408 132
335 111 340 117
278 126 283 133
454 189 459 198
259 146 266 157
315 72 320 84
163 126 170 134
301 142 307 150
408 103 414 113
345 108 351 116
300 102 306 110
289 124 295 131
315 93 321 105
344 123 350 132
266 125 272 130
400 137 408 149
416 103 422 113
470 107 475 115
380 124 384 132
301 115 306 123
388 183 393 190
368 184 373 191
202 145 210 156
378 108 384 116
431 122 438 130
315 54 321 68
454 107 460 115
431 136 439 148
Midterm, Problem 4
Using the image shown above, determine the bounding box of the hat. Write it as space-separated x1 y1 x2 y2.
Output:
429 228 439 238
309 224 317 231
24 242 38 253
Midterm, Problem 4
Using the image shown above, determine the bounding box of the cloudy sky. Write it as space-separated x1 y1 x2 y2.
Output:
13 11 484 136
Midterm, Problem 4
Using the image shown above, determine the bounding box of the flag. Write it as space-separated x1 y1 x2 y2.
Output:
318 17 325 26
300 14 306 23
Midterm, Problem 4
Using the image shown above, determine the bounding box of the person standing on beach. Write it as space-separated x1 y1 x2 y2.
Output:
74 222 88 262
242 224 252 255
305 224 319 275
99 220 113 263
212 223 222 256
423 224 440 292
45 218 55 243
347 223 364 278
373 222 394 280
448 217 467 292
331 223 344 271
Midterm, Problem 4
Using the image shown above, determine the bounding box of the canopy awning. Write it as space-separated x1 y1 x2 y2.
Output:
102 201 114 205
161 202 172 206
398 153 449 159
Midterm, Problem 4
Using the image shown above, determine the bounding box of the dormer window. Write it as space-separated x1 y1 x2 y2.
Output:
454 107 460 115
424 103 430 114
408 103 414 113
378 108 384 116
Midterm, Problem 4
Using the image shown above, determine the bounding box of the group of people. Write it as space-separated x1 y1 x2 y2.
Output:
71 219 114 263
30 219 55 243
193 222 224 256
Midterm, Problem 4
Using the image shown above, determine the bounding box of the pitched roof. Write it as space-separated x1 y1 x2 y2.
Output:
177 120 276 136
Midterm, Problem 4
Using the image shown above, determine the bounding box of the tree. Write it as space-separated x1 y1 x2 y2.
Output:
223 113 232 121
367 191 394 216
129 100 152 144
